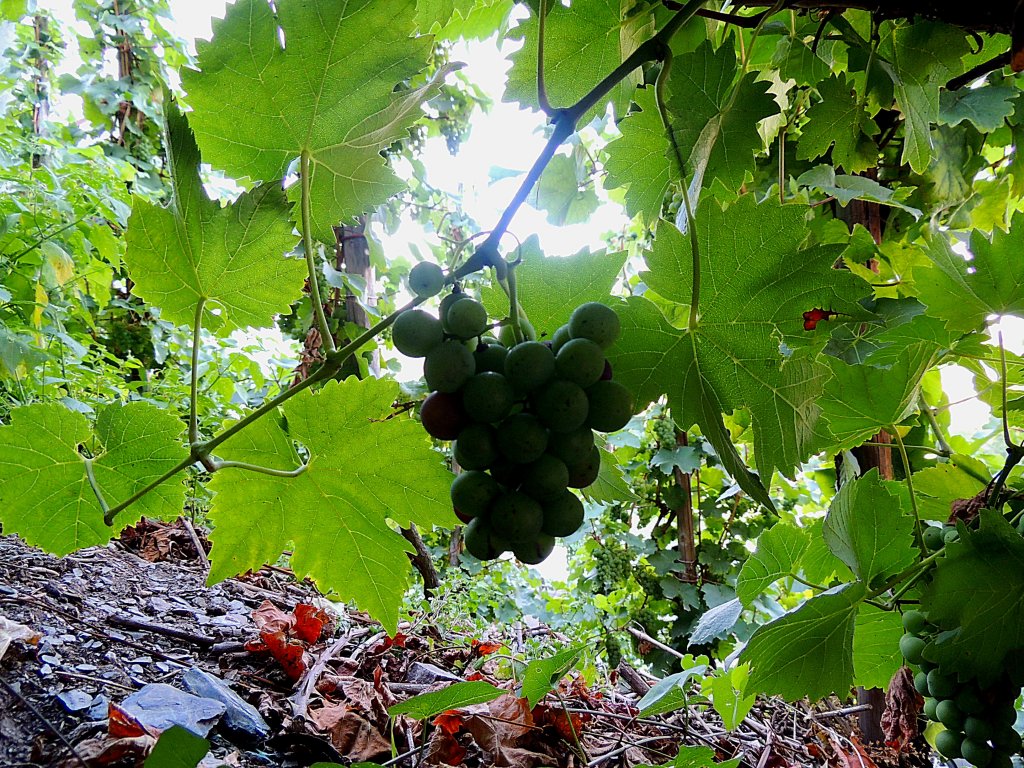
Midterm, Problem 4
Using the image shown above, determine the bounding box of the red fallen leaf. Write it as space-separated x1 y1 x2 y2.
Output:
828 733 878 768
251 600 294 633
533 704 588 741
471 639 502 656
310 702 391 762
464 672 485 682
384 632 408 649
433 709 467 736
425 728 468 766
107 702 152 739
261 629 308 680
803 307 843 331
293 603 332 643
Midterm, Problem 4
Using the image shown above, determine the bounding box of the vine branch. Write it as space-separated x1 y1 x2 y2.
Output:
300 149 336 354
189 297 206 445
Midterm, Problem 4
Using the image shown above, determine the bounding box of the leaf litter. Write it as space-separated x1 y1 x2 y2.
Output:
0 521 932 767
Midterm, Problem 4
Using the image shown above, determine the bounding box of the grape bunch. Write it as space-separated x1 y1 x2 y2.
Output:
395 262 635 565
900 608 1023 767
593 543 632 593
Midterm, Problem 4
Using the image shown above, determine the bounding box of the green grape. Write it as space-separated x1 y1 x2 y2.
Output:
490 491 544 544
463 517 508 561
924 698 939 721
504 341 555 392
541 490 585 537
533 379 589 433
453 423 498 470
474 340 508 373
513 533 555 565
439 291 467 332
956 688 986 716
547 426 595 467
943 525 960 544
992 726 1022 752
965 717 994 743
567 445 602 489
937 699 965 730
914 671 930 696
446 297 489 340
923 525 945 551
962 738 994 767
899 634 927 665
462 372 515 423
498 317 537 345
569 302 620 349
604 632 623 668
408 262 445 297
520 454 569 502
935 729 963 759
635 567 662 597
902 609 928 635
450 471 501 518
392 309 443 357
551 324 572 354
496 413 549 464
929 669 957 699
586 380 634 433
424 340 475 393
555 338 605 388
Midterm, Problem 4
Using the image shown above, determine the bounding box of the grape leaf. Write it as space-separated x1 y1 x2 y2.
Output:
736 523 810 607
822 469 917 584
740 583 866 700
583 446 636 504
703 664 755 732
531 154 599 226
797 75 879 174
0 403 187 555
521 644 583 707
479 237 626 336
125 102 304 333
182 0 443 241
914 222 1024 331
938 85 1016 133
664 39 778 196
797 165 922 217
388 681 504 718
819 341 938 452
921 509 1024 685
504 0 653 119
799 518 854 586
144 726 209 768
688 597 742 645
603 86 672 225
876 22 970 174
611 197 867 488
207 377 454 635
852 603 903 690
911 463 986 523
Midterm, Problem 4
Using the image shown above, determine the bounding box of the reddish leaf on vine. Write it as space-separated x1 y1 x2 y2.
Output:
433 709 467 736
802 307 843 331
293 603 333 643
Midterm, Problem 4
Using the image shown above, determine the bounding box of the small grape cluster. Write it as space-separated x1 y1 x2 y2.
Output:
900 608 1023 767
593 543 632 593
395 262 635 565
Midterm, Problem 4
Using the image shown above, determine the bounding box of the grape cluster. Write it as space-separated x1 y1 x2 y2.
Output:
593 543 632 593
396 263 635 566
900 608 1023 767
604 631 623 669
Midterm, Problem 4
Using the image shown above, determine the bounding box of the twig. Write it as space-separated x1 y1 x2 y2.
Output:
401 524 441 596
181 516 209 570
587 734 675 767
616 662 651 697
50 669 138 692
0 675 89 768
813 703 873 719
624 625 686 661
105 614 218 647
292 632 353 719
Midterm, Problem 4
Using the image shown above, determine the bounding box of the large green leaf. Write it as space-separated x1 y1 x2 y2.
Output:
125 102 304 333
520 645 583 707
852 603 903 690
504 0 652 119
182 0 441 240
479 237 626 336
736 523 810 607
665 40 778 195
611 197 867 489
740 583 866 700
921 509 1024 685
603 86 672 225
938 85 1016 133
531 154 599 226
144 727 209 768
915 222 1024 332
797 74 878 174
207 377 454 634
822 469 917 584
911 463 986 523
0 403 187 555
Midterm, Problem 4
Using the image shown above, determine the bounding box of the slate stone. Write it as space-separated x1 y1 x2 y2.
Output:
180 668 269 741
120 683 225 737
56 689 93 712
405 662 462 685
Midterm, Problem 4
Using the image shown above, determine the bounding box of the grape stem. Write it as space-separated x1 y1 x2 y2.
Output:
505 265 525 345
300 149 336 355
891 426 926 556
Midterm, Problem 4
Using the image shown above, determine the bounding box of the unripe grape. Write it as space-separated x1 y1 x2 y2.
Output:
462 372 515 423
899 634 926 665
542 491 585 537
498 317 537 345
586 380 634 432
964 717 994 743
547 426 595 468
392 309 443 357
936 699 965 730
439 292 467 333
551 324 571 354
505 341 555 392
408 262 445 297
464 517 507 561
935 729 963 759
534 379 588 433
474 340 508 373
569 302 620 349
496 413 548 464
902 609 928 635
520 454 569 501
567 445 602 489
513 533 555 565
922 525 944 550
445 297 488 340
928 669 956 699
961 738 994 767
555 338 606 388
424 340 475 393
490 491 544 544
454 424 498 470
451 471 501 518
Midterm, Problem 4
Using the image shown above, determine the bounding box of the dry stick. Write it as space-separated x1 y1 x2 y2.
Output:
181 516 210 570
624 625 687 661
105 614 218 647
587 734 677 767
292 632 353 719
0 675 89 768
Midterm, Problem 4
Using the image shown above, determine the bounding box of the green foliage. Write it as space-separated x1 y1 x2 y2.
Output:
387 680 504 718
144 726 209 768
520 644 583 707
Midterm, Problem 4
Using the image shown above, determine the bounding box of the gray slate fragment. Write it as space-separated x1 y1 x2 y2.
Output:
180 667 269 741
56 689 93 712
120 683 225 737
405 661 462 685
